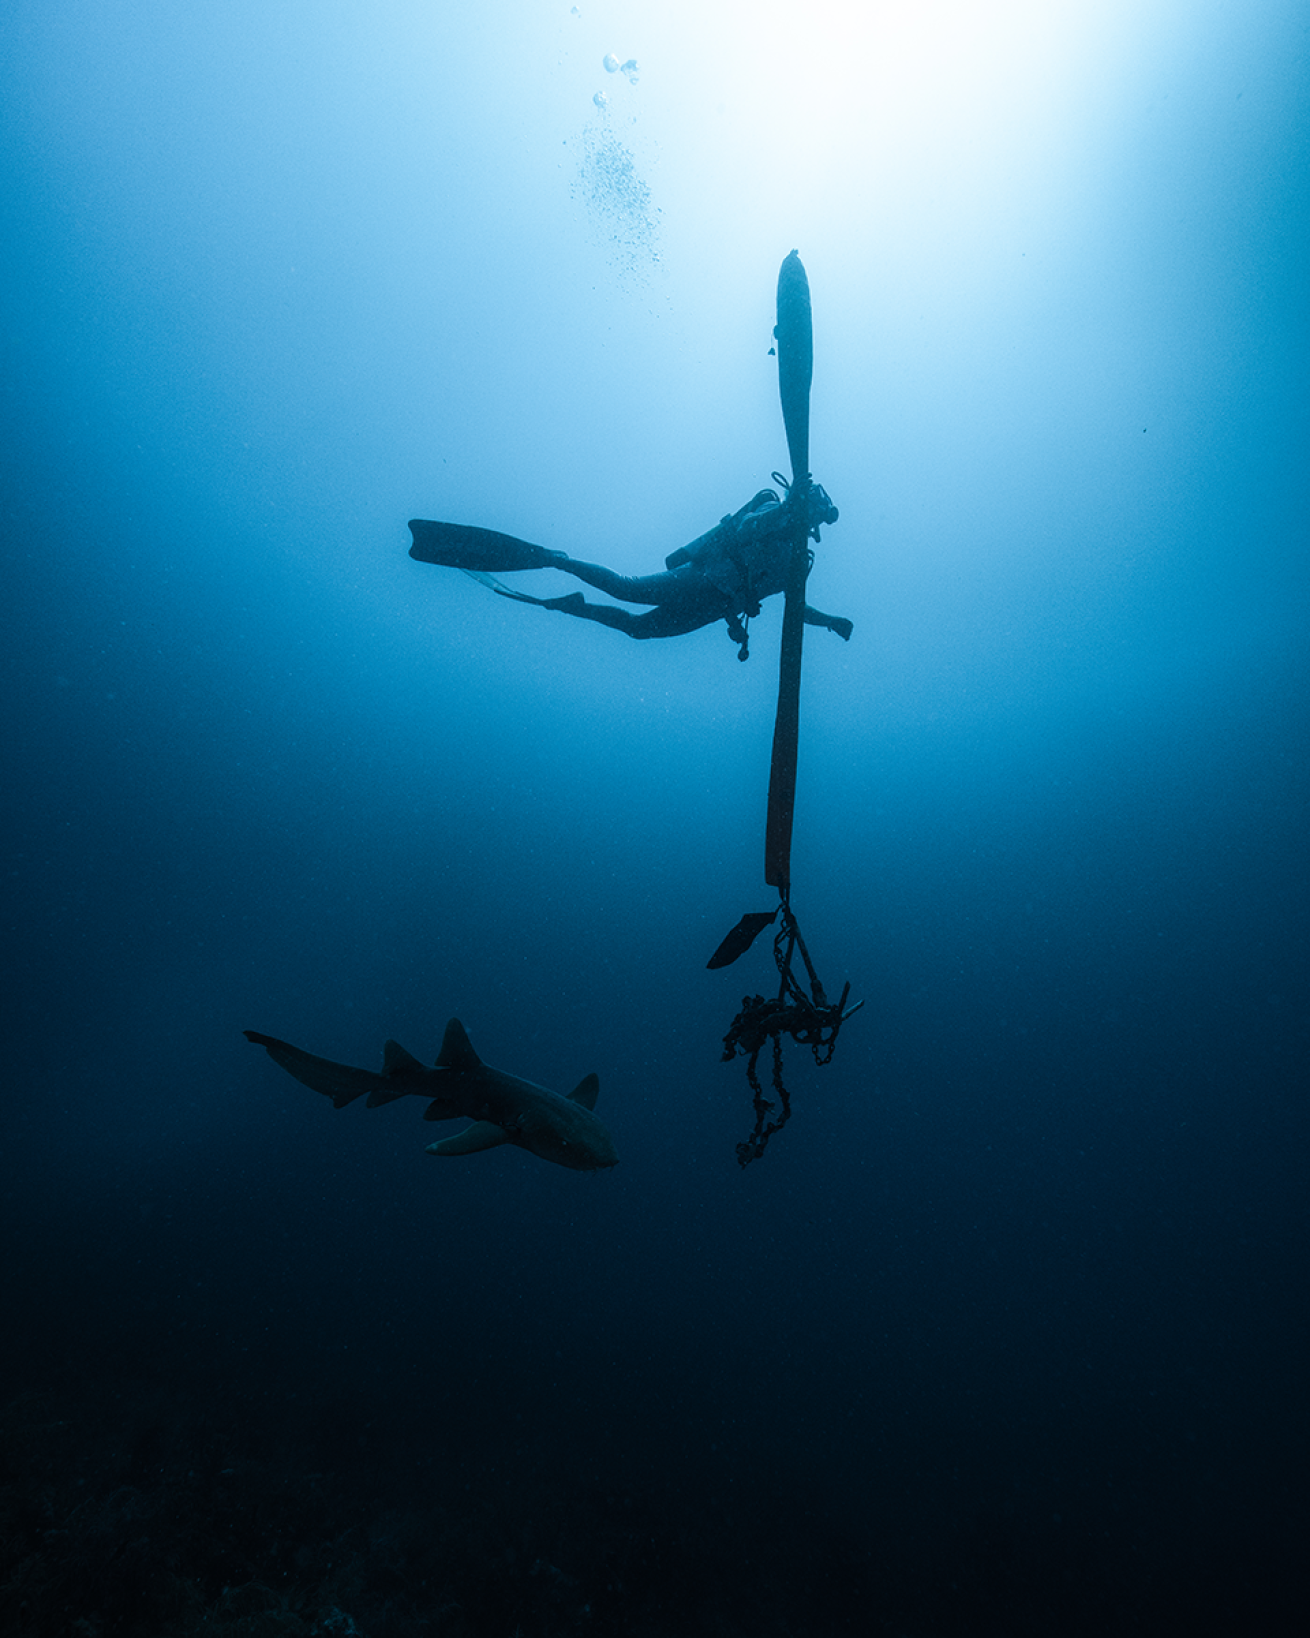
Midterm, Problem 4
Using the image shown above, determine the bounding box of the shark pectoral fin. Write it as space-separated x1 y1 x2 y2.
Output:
567 1072 601 1111
435 1018 484 1073
425 1121 510 1157
243 1031 383 1110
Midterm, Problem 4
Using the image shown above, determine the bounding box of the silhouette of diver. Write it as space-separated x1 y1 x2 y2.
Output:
408 483 851 659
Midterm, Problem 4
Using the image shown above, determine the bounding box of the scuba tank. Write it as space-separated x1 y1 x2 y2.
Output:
664 484 838 572
664 489 782 571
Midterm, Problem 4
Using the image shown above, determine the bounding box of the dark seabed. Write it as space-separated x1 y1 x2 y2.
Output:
2 4 1307 1634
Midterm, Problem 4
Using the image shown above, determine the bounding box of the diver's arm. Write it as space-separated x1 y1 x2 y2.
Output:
803 604 853 641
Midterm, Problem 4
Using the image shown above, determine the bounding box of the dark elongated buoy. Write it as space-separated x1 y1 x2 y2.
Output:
764 250 814 891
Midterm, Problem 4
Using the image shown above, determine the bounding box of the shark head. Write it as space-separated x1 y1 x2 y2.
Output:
423 1019 619 1172
499 1074 619 1171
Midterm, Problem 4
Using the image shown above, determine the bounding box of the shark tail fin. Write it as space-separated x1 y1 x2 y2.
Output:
567 1072 601 1112
426 1121 510 1157
243 1031 379 1110
435 1017 483 1073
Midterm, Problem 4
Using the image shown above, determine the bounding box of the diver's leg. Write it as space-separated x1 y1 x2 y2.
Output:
540 594 642 634
549 560 692 606
542 590 723 639
803 604 853 641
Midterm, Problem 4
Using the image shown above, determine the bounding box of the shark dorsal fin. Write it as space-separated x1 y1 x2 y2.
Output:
383 1039 426 1076
435 1017 483 1072
568 1072 600 1111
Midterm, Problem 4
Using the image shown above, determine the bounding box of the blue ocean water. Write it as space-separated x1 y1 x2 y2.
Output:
3 3 1307 1633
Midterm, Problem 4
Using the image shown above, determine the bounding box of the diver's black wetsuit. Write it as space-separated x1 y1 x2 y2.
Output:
408 485 851 650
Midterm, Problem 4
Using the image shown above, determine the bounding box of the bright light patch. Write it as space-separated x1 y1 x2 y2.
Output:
600 0 1143 285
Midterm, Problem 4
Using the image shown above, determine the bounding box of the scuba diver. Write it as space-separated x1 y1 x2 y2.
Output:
407 482 851 660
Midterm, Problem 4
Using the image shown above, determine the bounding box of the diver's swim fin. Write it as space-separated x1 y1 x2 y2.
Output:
458 568 552 605
408 520 562 572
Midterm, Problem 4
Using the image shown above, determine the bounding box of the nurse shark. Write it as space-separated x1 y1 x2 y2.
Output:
244 1016 617 1172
